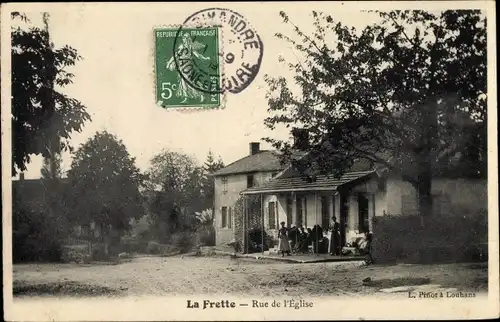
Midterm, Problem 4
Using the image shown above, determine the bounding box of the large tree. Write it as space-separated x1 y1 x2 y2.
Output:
264 10 487 221
67 131 144 236
11 12 91 176
144 150 205 240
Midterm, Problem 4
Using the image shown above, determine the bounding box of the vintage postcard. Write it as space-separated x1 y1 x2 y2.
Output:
1 1 498 321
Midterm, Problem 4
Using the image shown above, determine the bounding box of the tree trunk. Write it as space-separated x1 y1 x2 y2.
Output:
417 176 433 227
416 99 438 227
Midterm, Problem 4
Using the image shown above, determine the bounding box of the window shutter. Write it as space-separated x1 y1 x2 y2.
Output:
221 207 227 228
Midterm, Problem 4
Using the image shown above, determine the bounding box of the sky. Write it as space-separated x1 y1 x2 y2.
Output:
8 2 442 179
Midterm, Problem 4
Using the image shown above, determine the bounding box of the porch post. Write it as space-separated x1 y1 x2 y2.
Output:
261 194 264 255
370 193 376 232
314 192 318 256
243 195 247 254
314 192 318 226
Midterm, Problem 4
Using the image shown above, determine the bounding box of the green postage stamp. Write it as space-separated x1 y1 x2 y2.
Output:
154 27 222 109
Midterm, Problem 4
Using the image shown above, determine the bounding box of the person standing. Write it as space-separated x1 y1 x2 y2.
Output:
330 216 341 256
278 221 291 257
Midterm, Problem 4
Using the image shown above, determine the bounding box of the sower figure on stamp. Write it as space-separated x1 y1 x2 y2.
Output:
277 221 291 257
330 216 341 256
166 32 210 103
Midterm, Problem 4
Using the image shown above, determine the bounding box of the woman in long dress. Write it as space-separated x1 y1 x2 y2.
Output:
278 221 291 257
330 216 341 256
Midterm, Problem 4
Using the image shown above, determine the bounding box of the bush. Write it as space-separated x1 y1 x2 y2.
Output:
371 210 488 264
120 237 149 254
91 243 111 261
146 241 161 254
61 245 90 263
198 226 215 246
13 208 64 263
171 231 197 253
247 228 273 253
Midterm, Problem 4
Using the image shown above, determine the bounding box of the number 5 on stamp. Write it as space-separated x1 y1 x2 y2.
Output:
154 27 222 109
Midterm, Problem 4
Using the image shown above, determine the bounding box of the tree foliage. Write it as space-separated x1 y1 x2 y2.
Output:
66 131 144 233
144 150 224 241
11 12 91 175
201 150 225 210
264 10 487 217
40 154 63 180
144 150 204 240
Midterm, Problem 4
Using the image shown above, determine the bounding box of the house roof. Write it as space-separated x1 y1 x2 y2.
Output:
212 150 286 176
241 170 377 195
12 178 69 211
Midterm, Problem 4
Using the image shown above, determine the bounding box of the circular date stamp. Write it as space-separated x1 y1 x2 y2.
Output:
173 8 264 95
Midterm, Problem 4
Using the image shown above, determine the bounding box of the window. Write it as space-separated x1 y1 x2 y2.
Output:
221 176 228 193
321 196 329 229
358 194 369 233
377 179 386 192
247 174 254 188
296 196 303 227
268 202 277 229
433 193 450 216
304 197 308 227
221 206 228 228
401 195 418 215
286 195 293 227
401 193 450 216
228 207 232 229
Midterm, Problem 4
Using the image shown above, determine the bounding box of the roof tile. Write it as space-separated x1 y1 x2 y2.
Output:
241 170 376 194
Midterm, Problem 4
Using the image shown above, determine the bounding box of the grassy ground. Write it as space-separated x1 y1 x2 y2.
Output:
13 255 488 298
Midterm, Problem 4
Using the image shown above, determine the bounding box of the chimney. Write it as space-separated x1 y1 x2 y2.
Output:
19 172 25 181
292 128 310 151
249 142 260 155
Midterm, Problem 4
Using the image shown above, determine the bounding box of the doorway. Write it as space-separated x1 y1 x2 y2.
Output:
286 195 293 228
358 193 369 233
295 195 304 227
339 193 348 246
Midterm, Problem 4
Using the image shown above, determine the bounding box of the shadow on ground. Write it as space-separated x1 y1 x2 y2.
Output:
13 281 120 297
362 277 431 289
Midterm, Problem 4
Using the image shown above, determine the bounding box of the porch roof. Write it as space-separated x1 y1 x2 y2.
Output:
241 170 376 195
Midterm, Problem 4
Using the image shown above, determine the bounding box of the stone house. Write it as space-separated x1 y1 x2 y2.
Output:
212 142 287 246
241 167 487 251
213 143 487 252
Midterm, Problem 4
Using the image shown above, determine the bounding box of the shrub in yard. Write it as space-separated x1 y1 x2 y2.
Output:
91 243 113 261
371 209 488 264
198 225 216 246
61 245 89 263
247 228 272 253
171 231 197 253
121 239 149 254
146 241 161 254
13 208 63 263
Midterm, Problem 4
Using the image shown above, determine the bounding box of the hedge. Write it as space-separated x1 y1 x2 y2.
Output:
371 209 488 264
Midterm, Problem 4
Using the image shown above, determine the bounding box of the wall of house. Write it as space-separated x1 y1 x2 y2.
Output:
344 177 380 238
214 171 275 246
262 194 286 241
384 178 487 216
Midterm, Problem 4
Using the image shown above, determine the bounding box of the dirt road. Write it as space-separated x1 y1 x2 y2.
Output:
13 255 488 298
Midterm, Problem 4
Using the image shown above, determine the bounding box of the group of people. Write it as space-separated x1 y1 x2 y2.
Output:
277 216 342 257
